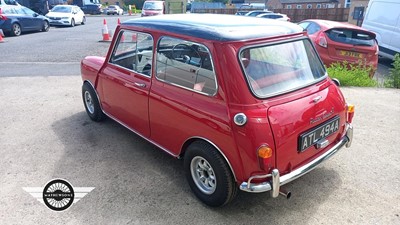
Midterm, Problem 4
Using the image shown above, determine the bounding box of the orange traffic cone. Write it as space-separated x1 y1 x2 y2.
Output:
117 18 125 42
100 19 111 42
0 29 5 43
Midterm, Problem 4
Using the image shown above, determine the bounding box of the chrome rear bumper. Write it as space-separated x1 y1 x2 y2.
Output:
239 124 353 197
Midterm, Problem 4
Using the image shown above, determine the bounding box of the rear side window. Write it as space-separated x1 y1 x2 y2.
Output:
326 29 375 46
299 22 321 35
156 37 217 95
240 39 326 98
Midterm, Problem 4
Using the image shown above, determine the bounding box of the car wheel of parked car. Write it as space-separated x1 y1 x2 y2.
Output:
184 141 238 207
11 23 21 36
42 21 50 32
70 19 75 27
82 82 106 122
81 17 86 25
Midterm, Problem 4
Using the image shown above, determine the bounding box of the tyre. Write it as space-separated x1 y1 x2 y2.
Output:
42 20 50 32
11 23 21 36
81 17 86 25
82 82 106 122
70 18 75 27
184 141 238 207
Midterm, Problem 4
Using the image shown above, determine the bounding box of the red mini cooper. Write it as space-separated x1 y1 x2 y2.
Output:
81 14 354 207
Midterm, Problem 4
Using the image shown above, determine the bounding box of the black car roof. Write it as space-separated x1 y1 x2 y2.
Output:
122 14 303 41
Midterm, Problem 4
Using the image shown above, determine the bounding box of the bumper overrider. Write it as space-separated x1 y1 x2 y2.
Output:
240 123 353 198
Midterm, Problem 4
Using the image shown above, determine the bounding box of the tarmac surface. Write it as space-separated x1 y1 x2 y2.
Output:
0 76 399 225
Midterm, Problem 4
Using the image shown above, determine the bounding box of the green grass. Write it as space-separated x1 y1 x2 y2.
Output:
327 61 378 87
384 53 400 89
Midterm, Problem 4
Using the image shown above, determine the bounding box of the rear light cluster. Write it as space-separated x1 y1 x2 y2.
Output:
347 104 355 123
257 145 273 171
317 33 328 48
0 8 6 20
375 41 379 55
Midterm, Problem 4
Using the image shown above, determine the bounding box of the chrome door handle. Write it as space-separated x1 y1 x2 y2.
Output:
134 82 146 88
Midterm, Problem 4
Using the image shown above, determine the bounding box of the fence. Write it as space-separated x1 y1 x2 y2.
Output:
191 8 350 22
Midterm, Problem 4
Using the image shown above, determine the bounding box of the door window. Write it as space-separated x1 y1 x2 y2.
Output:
109 30 153 76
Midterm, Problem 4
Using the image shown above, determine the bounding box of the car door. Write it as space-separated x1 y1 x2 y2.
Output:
21 7 42 31
98 30 153 137
13 7 32 30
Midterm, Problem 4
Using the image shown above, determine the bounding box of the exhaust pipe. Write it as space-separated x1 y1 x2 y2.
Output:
279 189 292 199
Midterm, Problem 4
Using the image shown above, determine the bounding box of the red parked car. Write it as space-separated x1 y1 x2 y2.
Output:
81 14 354 207
298 19 378 77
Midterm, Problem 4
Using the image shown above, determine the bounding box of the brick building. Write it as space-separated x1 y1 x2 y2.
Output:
264 0 348 9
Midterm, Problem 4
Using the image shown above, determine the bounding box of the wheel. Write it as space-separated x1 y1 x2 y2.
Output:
82 82 106 122
81 17 86 25
184 141 238 207
70 18 75 27
42 20 50 32
11 23 21 36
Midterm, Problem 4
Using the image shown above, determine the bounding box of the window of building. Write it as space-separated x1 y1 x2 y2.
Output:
316 4 322 8
296 5 302 9
326 3 335 8
156 37 217 95
307 4 312 9
287 5 292 9
345 0 351 8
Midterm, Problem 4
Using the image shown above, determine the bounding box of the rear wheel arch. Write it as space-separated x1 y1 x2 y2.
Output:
183 139 239 206
180 137 237 182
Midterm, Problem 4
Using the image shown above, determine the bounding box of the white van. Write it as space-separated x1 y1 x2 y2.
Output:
362 0 400 60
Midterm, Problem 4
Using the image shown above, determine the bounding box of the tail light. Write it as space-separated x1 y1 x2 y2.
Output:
317 33 328 48
375 41 379 55
257 145 273 171
0 14 7 20
347 104 355 123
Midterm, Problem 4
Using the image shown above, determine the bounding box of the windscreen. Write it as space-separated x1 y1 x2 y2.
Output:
51 6 72 13
240 39 326 98
143 1 163 10
325 29 375 46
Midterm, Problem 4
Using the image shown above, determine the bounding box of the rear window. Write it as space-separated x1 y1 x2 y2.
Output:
326 29 375 46
240 39 326 98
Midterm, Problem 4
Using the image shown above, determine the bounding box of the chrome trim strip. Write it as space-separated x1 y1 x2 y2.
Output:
183 136 238 182
102 111 179 158
240 124 353 193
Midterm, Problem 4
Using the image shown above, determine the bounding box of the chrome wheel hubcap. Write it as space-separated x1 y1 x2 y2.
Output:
190 156 216 194
84 91 95 114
